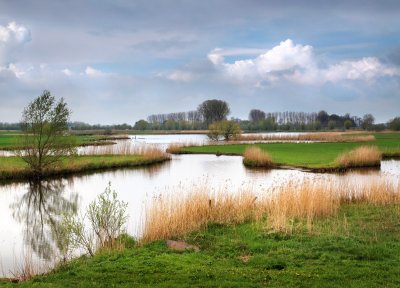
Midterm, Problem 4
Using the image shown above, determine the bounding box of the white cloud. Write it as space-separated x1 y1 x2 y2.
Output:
62 68 73 76
85 66 105 77
164 70 193 82
0 21 30 45
208 39 400 86
0 63 33 78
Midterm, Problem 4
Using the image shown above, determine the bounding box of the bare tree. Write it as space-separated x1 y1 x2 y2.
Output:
17 90 75 177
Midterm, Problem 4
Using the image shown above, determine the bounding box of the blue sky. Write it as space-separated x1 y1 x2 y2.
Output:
0 0 399 123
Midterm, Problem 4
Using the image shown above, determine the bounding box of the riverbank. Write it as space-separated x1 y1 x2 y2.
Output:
1 203 399 287
173 133 400 172
0 154 170 180
0 133 125 151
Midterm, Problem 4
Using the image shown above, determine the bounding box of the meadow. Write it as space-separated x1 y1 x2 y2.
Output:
178 132 400 170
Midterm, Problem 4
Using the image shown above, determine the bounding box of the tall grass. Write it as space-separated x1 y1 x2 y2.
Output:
242 146 273 167
83 141 168 160
141 178 399 241
335 146 382 168
141 188 258 242
236 132 375 143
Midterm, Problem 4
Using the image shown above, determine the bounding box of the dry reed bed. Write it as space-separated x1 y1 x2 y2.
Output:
335 146 382 168
242 146 273 167
82 142 168 160
141 178 400 241
236 132 375 143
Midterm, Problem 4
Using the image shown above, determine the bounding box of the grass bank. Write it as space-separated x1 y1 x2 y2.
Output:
0 154 169 180
0 183 400 287
176 132 400 171
0 134 120 150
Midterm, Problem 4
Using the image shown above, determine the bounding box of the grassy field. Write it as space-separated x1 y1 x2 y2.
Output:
179 132 400 169
1 203 399 287
0 133 115 150
0 154 169 180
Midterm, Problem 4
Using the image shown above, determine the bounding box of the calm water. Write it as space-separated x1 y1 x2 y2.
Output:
0 134 399 276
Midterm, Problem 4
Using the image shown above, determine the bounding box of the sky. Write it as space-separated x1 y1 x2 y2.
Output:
0 0 400 124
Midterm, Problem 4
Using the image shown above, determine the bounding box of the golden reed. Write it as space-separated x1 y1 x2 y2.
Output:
141 178 399 241
242 146 273 167
335 146 382 168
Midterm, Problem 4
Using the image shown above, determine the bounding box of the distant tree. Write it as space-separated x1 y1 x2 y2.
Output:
344 119 353 130
17 90 75 177
249 109 266 122
208 120 241 141
328 120 336 130
134 119 149 130
387 117 400 131
361 114 375 130
317 110 329 127
198 99 230 125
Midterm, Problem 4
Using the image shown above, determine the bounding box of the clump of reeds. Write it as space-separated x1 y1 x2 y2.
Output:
82 141 169 160
166 143 185 154
236 132 375 143
141 188 258 242
265 181 339 233
335 146 382 168
242 146 273 167
338 178 400 205
141 177 399 241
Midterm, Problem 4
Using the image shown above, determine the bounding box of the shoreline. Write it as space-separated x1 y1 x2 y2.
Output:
169 150 391 173
0 155 170 181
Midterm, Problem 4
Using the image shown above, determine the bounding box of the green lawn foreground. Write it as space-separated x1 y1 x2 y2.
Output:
1 204 399 287
180 132 400 169
0 155 168 180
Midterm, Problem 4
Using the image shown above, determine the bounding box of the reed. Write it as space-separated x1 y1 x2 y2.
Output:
141 188 258 242
83 141 168 160
335 145 382 168
141 177 399 241
265 181 339 233
242 146 273 167
237 132 375 143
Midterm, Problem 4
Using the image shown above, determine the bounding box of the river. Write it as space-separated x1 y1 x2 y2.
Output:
0 134 399 277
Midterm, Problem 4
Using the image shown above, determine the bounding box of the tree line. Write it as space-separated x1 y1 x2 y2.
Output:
1 99 399 132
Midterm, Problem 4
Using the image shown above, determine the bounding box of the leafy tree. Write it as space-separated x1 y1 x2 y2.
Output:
208 120 241 141
134 119 149 130
317 110 329 127
361 113 375 130
249 109 266 122
17 90 75 176
387 117 400 131
328 120 336 130
344 119 353 130
198 99 230 125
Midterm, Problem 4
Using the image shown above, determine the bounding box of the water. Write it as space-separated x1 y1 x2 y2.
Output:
0 134 399 277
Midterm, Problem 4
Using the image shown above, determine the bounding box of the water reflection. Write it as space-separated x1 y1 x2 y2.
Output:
10 179 79 261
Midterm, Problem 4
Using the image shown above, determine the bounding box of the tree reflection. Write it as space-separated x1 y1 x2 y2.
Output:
10 179 79 261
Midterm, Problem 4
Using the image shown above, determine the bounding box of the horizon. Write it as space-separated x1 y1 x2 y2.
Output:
1 1 400 124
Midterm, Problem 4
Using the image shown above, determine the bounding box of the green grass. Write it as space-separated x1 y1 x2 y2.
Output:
0 155 169 180
1 204 399 287
0 134 114 150
180 132 400 169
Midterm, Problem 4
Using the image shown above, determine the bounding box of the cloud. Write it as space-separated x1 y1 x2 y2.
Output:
208 39 400 86
62 68 73 76
0 21 31 44
162 70 193 82
85 66 105 77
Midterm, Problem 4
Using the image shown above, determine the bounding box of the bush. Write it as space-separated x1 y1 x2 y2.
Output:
208 120 241 141
59 182 129 257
